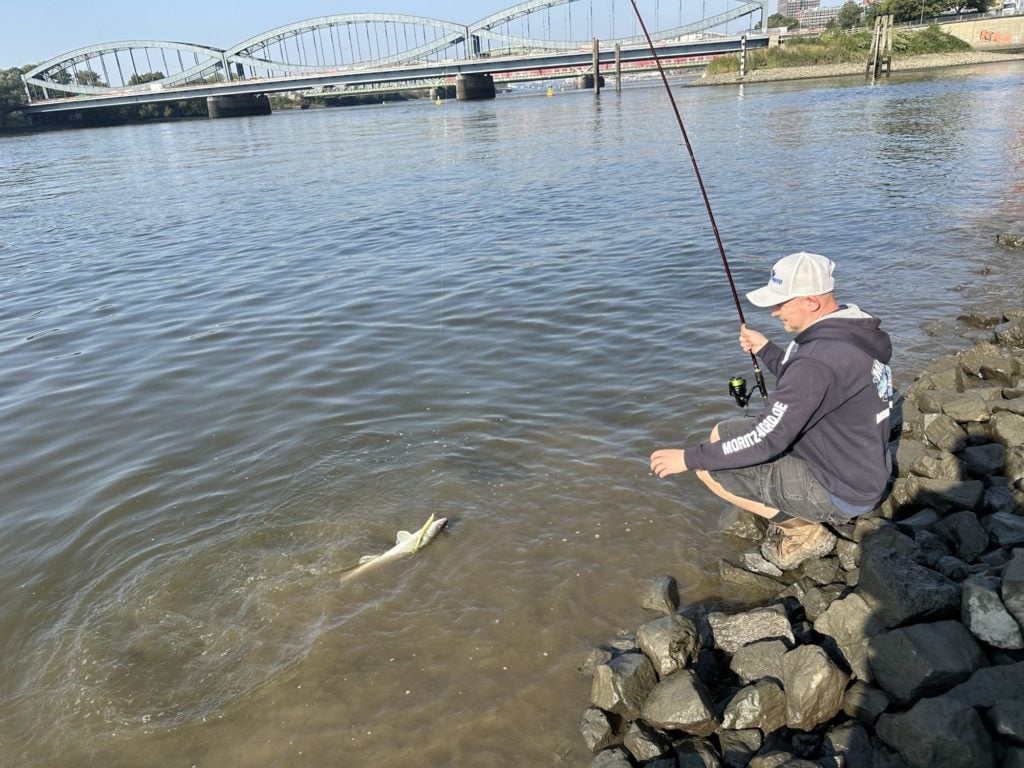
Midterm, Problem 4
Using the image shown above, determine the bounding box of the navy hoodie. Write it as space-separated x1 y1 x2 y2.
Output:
685 305 894 510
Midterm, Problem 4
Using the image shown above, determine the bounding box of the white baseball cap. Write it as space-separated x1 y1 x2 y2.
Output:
746 252 836 308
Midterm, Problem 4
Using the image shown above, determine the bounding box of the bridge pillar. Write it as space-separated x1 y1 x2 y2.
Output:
456 74 495 101
430 85 457 100
206 93 272 119
576 74 606 89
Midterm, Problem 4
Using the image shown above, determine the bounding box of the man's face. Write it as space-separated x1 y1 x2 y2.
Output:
771 295 817 334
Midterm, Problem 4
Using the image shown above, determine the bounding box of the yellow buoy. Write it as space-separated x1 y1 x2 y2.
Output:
546 86 555 97
435 98 443 105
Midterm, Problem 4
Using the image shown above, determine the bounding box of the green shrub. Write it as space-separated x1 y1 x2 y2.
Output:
706 25 969 74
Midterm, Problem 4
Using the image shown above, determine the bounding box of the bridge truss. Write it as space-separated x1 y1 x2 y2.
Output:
22 0 764 99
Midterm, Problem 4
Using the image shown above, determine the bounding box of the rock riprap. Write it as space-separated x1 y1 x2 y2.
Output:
580 308 1024 767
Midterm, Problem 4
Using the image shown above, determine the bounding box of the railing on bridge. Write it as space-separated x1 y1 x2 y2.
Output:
21 0 764 102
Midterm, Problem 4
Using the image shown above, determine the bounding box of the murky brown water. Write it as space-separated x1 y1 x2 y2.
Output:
1 61 1022 767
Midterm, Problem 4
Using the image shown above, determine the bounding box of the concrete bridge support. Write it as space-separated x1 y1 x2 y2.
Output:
456 73 495 101
576 74 606 89
206 93 271 119
430 85 457 100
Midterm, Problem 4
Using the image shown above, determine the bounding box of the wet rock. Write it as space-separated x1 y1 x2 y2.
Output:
798 556 842 586
641 669 719 737
581 706 623 753
782 644 850 731
719 559 786 596
867 620 987 705
719 506 769 541
932 554 974 582
995 317 1024 349
729 638 788 684
962 574 1024 649
992 411 1024 448
623 720 672 762
580 648 616 677
958 442 1006 477
841 680 890 725
718 729 763 768
1004 549 1024 630
707 605 794 655
721 678 787 732
814 592 880 681
591 652 658 720
945 660 1024 708
636 613 701 678
834 537 858 571
997 233 1024 248
875 695 994 768
983 511 1024 547
933 509 989 562
923 412 968 452
859 524 922 564
858 551 961 628
958 311 1004 329
641 576 680 615
590 746 635 768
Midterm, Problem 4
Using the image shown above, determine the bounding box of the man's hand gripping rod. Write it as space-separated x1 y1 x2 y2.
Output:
628 0 769 408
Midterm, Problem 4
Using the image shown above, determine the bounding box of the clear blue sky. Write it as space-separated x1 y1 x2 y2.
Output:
1 0 779 71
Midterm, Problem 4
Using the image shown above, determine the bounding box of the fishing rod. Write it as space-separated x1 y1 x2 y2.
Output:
628 0 769 410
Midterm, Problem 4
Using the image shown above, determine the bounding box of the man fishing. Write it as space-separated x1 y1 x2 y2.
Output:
650 252 894 569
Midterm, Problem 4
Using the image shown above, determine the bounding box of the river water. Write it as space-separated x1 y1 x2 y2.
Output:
1 62 1022 767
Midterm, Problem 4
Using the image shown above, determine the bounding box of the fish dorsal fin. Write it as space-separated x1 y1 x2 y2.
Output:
396 530 413 545
358 554 380 565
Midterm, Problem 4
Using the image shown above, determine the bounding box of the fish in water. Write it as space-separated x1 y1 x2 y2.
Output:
341 514 448 580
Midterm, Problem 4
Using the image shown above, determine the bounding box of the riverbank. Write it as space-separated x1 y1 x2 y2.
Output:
581 307 1024 766
691 50 1024 86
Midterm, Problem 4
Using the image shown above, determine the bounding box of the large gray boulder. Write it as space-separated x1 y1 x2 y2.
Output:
923 413 968 453
858 551 960 628
992 411 1024 449
641 669 719 737
958 442 1006 478
986 699 1024 746
821 722 873 768
867 620 987 705
841 680 891 725
707 605 794 655
914 477 984 513
782 644 850 731
636 613 701 678
719 729 763 768
941 391 992 422
1004 548 1024 630
983 511 1024 547
729 638 788 684
641 575 680 615
590 746 635 768
673 737 724 767
623 720 672 762
875 696 993 768
814 592 880 681
721 678 788 732
962 574 1024 649
591 652 657 720
933 510 989 563
945 661 1024 707
581 707 623 753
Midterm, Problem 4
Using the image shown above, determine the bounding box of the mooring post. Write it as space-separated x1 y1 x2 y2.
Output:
592 38 601 94
615 43 622 93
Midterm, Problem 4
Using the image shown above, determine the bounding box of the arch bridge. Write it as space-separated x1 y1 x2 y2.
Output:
22 0 764 100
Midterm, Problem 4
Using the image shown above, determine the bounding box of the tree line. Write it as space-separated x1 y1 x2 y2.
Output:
765 0 993 31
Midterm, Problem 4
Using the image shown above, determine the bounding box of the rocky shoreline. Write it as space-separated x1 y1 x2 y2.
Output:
579 307 1024 767
690 51 1024 87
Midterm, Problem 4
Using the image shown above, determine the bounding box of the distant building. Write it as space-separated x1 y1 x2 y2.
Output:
796 4 844 28
777 0 820 17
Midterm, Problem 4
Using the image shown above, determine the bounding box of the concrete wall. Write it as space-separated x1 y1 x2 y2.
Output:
941 14 1024 51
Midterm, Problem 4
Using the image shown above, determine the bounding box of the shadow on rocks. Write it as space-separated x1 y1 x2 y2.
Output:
579 307 1024 768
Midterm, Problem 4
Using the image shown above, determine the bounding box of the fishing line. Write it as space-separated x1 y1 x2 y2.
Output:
627 0 768 408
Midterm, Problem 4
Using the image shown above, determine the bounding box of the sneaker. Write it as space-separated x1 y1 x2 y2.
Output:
760 522 837 570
